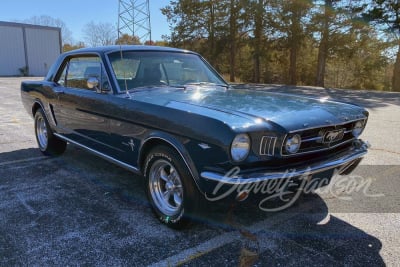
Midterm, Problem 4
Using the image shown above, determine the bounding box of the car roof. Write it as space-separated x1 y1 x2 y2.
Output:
64 45 195 55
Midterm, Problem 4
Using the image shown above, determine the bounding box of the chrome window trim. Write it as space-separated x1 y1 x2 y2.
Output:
54 52 112 93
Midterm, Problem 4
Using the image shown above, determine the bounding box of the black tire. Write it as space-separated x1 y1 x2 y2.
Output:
34 108 67 156
144 145 201 229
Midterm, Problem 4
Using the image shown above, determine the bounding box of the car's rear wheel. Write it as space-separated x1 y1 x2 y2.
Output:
34 108 67 156
144 145 201 228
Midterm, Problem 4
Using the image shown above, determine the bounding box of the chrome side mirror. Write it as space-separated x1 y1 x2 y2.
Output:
87 77 99 90
87 77 111 93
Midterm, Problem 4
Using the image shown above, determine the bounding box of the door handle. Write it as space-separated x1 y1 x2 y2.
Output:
54 88 64 94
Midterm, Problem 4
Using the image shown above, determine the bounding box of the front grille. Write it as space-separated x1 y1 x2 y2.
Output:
276 119 365 156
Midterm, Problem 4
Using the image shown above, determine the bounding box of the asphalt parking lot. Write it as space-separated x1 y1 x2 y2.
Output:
1 77 399 266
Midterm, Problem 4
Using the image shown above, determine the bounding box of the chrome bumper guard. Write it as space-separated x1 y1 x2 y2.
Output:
201 140 370 185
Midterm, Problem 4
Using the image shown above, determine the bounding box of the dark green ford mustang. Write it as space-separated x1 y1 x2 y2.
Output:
21 45 369 228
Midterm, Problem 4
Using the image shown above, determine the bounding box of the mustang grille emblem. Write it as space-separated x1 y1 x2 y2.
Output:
323 129 345 144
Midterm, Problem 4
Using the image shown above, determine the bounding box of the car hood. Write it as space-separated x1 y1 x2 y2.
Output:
132 87 368 132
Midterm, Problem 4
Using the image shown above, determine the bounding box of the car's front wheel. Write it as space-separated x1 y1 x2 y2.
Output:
144 146 201 228
34 108 67 156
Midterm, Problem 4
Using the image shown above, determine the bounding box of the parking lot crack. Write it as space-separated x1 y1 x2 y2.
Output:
370 147 400 156
16 193 37 215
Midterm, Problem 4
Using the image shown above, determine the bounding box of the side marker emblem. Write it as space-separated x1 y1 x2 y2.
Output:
122 139 135 151
198 143 211 149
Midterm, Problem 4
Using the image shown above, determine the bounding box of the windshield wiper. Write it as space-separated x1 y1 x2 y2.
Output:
184 82 230 89
128 86 163 92
125 83 230 93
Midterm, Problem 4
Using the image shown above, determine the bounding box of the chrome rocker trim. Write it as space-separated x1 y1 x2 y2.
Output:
54 133 140 173
201 140 370 185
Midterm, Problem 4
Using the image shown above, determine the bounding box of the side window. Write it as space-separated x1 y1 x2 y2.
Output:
56 56 110 91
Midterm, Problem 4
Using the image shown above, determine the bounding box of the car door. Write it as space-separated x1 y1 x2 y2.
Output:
52 55 114 153
102 55 148 167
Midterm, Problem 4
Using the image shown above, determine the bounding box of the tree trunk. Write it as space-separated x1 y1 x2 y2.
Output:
393 43 400 92
289 45 298 85
253 0 263 83
209 1 215 66
229 0 236 82
316 0 332 87
316 42 327 87
230 40 236 82
288 6 303 86
254 54 260 83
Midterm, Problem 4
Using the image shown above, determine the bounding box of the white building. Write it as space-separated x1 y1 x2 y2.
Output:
0 21 61 76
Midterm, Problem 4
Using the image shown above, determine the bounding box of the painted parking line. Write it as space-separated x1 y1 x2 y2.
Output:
0 156 48 167
149 204 312 267
149 232 238 267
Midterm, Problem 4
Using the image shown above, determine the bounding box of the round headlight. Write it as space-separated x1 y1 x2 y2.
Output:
352 121 364 137
231 134 251 162
285 134 301 154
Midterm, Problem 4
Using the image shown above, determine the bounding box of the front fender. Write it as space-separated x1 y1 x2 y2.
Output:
139 131 204 194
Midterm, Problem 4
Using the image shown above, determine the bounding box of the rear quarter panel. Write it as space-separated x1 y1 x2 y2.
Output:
21 80 58 128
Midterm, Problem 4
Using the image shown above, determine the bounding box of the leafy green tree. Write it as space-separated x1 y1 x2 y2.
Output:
314 0 336 87
227 0 248 82
325 31 389 90
269 0 313 85
161 0 224 62
160 0 393 90
313 0 365 87
162 0 244 81
115 34 141 45
364 0 400 91
62 42 85 52
245 0 268 83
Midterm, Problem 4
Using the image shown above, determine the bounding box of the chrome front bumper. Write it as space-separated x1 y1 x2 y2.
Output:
201 140 370 185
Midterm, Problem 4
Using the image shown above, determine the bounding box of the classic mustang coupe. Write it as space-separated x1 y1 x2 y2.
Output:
21 45 369 227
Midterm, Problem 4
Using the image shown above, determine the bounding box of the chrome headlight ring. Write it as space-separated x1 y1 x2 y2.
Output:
352 120 365 138
231 134 251 162
285 134 301 154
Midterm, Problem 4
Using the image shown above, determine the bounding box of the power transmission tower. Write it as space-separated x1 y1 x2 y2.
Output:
118 0 152 44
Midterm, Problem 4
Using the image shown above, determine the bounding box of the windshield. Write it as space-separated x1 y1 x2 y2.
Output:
108 51 227 92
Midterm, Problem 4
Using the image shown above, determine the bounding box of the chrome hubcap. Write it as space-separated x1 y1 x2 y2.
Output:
149 159 183 216
36 116 48 150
